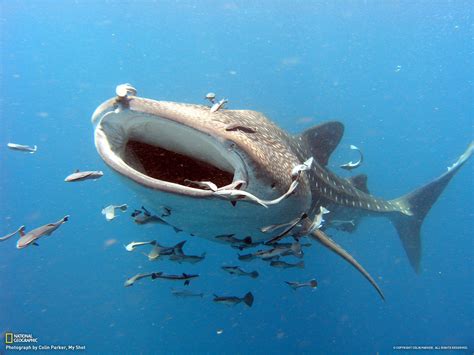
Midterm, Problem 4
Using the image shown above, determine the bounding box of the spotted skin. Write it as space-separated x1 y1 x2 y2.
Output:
117 97 407 215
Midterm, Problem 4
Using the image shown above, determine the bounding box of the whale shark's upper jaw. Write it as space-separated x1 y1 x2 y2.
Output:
92 97 249 196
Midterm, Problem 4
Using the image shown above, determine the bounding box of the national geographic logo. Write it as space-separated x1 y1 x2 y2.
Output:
4 332 38 344
3 331 86 352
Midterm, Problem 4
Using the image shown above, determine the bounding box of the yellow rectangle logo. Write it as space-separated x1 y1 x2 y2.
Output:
5 332 13 344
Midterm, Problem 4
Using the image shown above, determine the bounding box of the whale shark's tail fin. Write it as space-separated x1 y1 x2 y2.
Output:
390 142 473 272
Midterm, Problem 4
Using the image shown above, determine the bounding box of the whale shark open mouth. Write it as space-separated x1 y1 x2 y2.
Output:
93 105 246 195
123 139 234 187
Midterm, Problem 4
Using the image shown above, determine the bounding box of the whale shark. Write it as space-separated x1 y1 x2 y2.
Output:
91 84 473 300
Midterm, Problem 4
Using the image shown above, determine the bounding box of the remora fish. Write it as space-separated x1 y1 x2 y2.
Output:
151 272 199 285
270 260 305 269
92 84 473 299
339 145 363 171
285 279 318 290
132 206 182 232
255 241 303 259
213 292 254 307
64 169 104 182
7 143 37 153
215 234 259 250
145 240 186 261
124 273 154 287
16 216 69 249
221 266 259 278
171 289 204 298
124 240 156 251
169 252 206 264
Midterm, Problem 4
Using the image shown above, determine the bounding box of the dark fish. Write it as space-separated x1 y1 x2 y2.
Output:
255 241 303 259
171 289 204 298
145 240 186 261
131 209 142 218
16 216 69 249
221 266 259 278
133 206 181 232
237 253 257 262
215 234 259 250
213 292 254 307
169 252 206 264
285 279 318 290
151 272 199 286
271 242 312 249
270 260 305 269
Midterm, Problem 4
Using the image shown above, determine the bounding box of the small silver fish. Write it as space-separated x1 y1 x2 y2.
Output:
16 216 69 249
124 273 154 287
205 92 216 104
210 98 228 113
7 143 37 153
340 145 363 171
221 266 259 278
270 260 305 269
285 279 318 290
0 225 25 242
64 170 103 182
213 292 254 307
124 240 156 252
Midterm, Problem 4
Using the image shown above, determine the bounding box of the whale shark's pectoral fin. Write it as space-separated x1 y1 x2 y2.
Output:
309 229 385 301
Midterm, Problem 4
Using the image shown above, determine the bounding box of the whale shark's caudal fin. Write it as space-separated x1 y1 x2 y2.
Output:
390 142 474 272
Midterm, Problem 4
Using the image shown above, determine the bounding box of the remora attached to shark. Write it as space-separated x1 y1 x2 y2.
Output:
92 84 473 300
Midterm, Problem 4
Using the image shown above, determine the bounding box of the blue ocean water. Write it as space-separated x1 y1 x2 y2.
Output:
1 1 473 354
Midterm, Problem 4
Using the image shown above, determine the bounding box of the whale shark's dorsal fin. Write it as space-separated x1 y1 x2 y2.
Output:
347 174 370 194
299 121 344 166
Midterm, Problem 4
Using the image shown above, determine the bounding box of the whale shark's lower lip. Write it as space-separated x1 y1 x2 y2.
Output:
93 103 247 196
